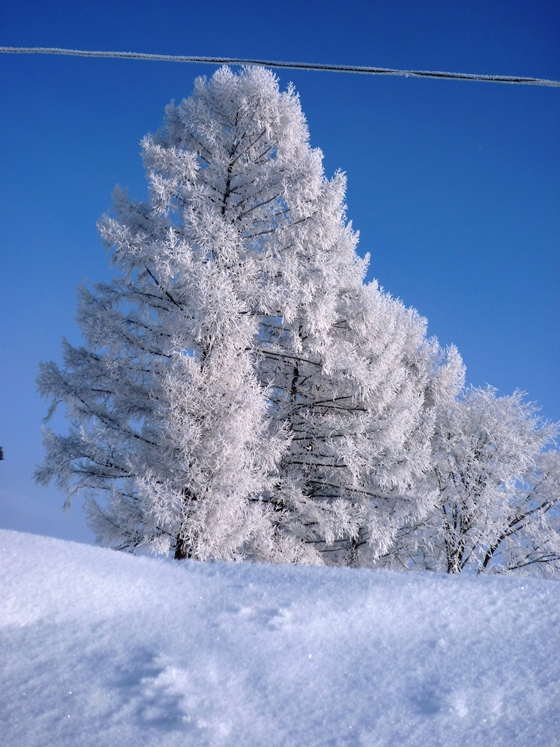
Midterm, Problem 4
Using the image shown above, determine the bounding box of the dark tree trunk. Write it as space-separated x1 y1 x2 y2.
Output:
174 536 190 560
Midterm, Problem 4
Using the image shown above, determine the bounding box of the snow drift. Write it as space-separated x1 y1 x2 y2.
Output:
1 528 559 746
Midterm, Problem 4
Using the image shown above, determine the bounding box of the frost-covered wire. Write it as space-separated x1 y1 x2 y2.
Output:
1 46 559 87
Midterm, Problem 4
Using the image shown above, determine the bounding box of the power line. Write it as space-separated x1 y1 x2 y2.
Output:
1 46 559 87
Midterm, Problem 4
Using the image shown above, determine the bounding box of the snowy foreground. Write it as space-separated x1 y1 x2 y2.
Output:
2 529 560 747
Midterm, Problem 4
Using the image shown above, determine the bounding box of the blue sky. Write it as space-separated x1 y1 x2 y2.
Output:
1 0 559 544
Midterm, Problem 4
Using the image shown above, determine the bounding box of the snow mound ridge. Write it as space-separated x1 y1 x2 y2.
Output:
1 528 559 746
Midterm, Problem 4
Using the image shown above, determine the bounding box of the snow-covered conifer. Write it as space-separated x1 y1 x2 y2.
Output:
37 66 454 562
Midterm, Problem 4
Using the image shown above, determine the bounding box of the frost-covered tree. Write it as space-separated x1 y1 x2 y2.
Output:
381 387 560 576
36 66 457 563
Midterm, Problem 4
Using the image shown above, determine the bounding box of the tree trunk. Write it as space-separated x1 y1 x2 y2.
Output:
174 535 190 560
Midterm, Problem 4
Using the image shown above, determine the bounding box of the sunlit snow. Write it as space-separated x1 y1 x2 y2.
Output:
1 528 559 746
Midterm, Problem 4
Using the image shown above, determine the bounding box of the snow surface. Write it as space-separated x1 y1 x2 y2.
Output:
1 529 560 746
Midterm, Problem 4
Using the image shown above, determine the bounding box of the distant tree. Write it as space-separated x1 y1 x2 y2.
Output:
380 387 560 576
36 66 458 563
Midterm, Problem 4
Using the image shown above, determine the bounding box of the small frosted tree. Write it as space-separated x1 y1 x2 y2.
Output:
36 66 456 563
381 386 560 576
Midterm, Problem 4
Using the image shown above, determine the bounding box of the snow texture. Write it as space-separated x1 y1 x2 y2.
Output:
1 528 559 746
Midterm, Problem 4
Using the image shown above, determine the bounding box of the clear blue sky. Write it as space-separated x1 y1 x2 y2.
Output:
1 0 559 545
